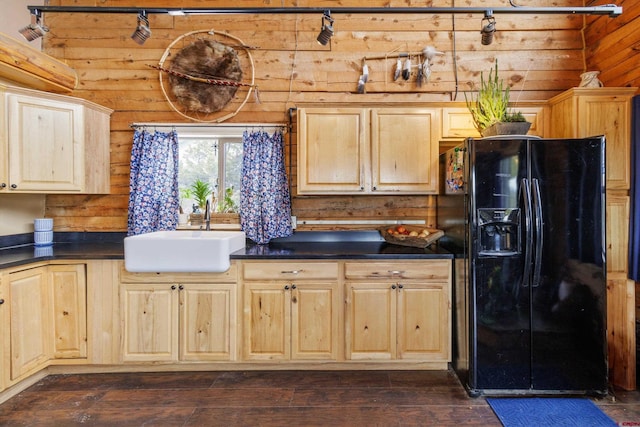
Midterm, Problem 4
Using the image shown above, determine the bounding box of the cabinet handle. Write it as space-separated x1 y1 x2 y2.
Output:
281 270 302 274
391 284 397 289
0 298 4 304
0 183 6 188
291 284 297 289
10 184 17 189
179 285 184 290
372 186 377 191
171 285 176 290
388 270 405 276
398 284 404 289
284 285 290 290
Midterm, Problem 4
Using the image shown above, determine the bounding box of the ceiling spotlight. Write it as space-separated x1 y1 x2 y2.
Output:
317 10 334 46
131 11 151 45
19 9 49 42
481 12 496 46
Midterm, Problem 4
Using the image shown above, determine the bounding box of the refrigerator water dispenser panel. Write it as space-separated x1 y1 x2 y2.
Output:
477 208 520 256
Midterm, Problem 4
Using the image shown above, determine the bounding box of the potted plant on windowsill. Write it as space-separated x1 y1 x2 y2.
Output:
465 60 531 137
189 179 213 226
212 186 240 225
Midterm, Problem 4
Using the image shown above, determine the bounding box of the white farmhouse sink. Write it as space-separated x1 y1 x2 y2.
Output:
124 230 246 273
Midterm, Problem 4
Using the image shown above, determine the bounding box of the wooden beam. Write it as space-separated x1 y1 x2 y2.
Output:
0 32 77 93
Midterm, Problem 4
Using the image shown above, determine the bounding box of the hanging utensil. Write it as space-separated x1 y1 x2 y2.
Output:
393 57 402 81
402 57 411 80
361 61 369 83
357 74 366 94
422 59 432 82
416 57 424 87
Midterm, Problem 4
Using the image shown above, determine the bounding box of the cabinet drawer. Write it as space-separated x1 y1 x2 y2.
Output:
120 263 238 283
243 262 338 280
345 261 451 281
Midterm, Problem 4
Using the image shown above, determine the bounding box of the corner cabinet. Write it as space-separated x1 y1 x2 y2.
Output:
120 265 238 363
547 87 638 390
0 84 112 194
344 260 451 367
297 107 440 195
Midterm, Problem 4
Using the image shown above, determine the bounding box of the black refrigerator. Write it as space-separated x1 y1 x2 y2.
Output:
438 136 608 396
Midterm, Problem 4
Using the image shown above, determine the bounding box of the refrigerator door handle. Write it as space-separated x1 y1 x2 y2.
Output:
520 178 533 288
532 178 543 287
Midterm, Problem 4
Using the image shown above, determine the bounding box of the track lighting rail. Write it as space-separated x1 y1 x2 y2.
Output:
27 5 622 17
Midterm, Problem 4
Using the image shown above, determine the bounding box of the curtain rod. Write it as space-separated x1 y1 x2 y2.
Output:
130 122 285 129
28 5 623 17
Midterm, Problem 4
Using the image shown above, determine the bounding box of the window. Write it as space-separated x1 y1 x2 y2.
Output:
178 133 242 215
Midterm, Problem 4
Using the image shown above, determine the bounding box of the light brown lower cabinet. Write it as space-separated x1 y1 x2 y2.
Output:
0 262 89 393
49 264 87 359
345 261 451 364
7 266 50 383
120 265 238 363
242 261 341 361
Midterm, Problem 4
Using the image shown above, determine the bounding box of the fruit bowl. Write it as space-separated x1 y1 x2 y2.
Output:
379 225 444 248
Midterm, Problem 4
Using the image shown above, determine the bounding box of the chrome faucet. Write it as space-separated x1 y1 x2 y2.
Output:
204 199 211 231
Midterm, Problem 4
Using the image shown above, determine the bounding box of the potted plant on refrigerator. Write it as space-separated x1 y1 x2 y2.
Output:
465 60 531 137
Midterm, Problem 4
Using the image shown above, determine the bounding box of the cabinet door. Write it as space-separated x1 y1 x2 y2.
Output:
9 267 50 381
297 108 368 194
180 284 236 361
243 283 289 360
606 194 630 274
397 283 449 361
0 275 8 391
576 95 632 190
291 282 339 360
50 264 87 359
371 108 439 193
346 282 395 360
121 284 178 362
7 93 84 192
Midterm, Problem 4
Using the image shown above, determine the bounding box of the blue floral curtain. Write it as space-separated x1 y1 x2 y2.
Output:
127 129 180 235
240 130 293 244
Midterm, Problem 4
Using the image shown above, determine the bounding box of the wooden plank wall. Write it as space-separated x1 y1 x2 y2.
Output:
40 0 606 231
585 0 640 88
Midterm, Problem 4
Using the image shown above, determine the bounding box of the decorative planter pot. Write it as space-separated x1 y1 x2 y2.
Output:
189 213 204 226
212 213 240 224
480 121 532 137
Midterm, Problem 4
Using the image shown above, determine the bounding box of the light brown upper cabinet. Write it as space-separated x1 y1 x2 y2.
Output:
548 88 636 191
0 84 112 194
297 107 440 195
440 106 546 140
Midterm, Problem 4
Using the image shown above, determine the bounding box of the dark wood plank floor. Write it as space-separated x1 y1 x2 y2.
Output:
1 369 639 426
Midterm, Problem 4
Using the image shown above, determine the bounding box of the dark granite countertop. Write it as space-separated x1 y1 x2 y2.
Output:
0 230 452 270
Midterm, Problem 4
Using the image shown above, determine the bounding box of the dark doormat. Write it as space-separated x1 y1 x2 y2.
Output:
486 397 617 426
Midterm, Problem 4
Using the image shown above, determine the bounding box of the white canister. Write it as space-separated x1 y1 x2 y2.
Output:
34 230 53 246
34 218 53 231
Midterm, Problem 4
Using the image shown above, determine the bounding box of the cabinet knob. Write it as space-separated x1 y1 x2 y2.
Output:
0 183 6 188
391 284 397 289
372 186 377 191
0 298 4 304
291 284 297 289
398 284 404 289
10 184 17 189
171 285 177 290
284 285 290 290
179 285 184 290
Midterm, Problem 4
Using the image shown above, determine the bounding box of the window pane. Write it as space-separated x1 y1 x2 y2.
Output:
222 141 243 211
178 137 218 214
